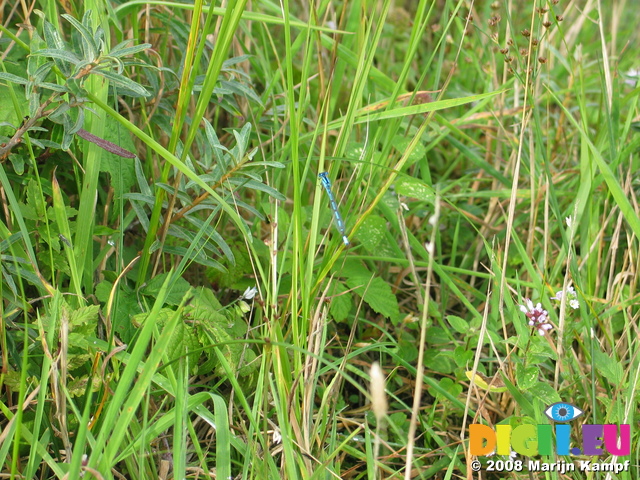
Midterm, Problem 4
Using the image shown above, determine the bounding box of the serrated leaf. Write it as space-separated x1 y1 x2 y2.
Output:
344 274 399 319
593 349 624 385
142 273 192 306
186 288 248 376
69 305 100 329
327 282 352 322
395 176 434 202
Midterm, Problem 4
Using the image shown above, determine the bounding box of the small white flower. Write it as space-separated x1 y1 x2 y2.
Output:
624 68 640 86
566 216 573 229
425 242 434 254
536 323 553 335
551 285 579 309
240 286 258 300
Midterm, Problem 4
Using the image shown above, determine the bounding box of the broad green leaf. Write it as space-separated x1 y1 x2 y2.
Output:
530 382 561 405
593 349 624 385
453 345 473 367
515 364 538 390
357 215 386 251
327 281 352 322
344 274 399 320
69 305 100 328
446 315 469 335
142 273 192 306
396 176 434 202
392 136 426 167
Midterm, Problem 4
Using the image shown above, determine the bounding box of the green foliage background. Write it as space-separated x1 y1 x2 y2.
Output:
0 0 639 479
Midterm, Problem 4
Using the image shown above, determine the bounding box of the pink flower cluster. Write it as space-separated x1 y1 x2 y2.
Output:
519 287 580 336
519 299 553 335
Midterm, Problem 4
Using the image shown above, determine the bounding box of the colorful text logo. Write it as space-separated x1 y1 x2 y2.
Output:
469 402 630 457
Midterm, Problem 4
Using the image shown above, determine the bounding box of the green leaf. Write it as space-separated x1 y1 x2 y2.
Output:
69 305 100 329
530 382 561 405
593 349 624 385
62 13 99 62
98 117 137 212
357 215 386 251
446 315 469 335
344 274 399 320
392 136 426 167
26 179 46 217
437 377 463 399
39 82 69 92
515 364 538 391
453 345 473 367
142 273 192 306
187 288 251 376
203 119 226 168
8 154 25 175
327 281 352 322
31 49 82 65
227 178 286 201
39 14 72 76
109 41 152 58
396 176 434 203
91 68 151 97
0 72 28 85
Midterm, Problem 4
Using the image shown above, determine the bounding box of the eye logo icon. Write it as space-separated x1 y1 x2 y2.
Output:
544 402 584 422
